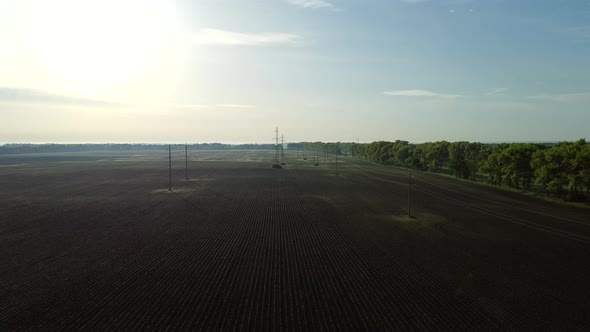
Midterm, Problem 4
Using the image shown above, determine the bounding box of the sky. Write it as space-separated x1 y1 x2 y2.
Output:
1 0 589 144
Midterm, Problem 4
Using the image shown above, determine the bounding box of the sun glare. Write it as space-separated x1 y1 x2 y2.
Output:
20 0 173 91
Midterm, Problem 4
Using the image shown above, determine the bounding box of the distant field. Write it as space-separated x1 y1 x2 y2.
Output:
1 150 590 329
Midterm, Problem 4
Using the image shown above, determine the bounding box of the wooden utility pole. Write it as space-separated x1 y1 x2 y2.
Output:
168 145 172 191
408 173 412 217
185 144 188 181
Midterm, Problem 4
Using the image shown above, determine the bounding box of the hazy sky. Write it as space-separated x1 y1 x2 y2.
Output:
1 0 589 143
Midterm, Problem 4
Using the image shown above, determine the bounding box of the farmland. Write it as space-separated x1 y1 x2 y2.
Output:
1 150 590 329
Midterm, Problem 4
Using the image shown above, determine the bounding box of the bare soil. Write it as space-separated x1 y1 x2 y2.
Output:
1 150 589 330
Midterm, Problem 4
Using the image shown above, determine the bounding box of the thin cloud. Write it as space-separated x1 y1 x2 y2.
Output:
383 90 461 99
288 0 334 8
162 103 208 109
485 88 509 96
160 103 256 109
0 87 125 107
190 29 301 46
215 104 256 109
527 92 590 103
400 0 428 3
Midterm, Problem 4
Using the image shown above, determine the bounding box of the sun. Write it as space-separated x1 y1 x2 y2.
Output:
20 0 173 91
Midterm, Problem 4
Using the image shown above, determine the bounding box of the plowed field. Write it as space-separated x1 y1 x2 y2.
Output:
1 150 589 330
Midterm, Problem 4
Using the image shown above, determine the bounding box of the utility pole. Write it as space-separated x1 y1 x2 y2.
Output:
335 152 338 175
185 144 188 181
168 145 172 191
274 127 279 164
408 173 412 217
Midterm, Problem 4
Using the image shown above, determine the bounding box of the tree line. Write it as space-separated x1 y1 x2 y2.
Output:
348 139 589 202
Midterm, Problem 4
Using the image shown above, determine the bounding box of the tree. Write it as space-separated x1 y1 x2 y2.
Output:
500 144 541 190
422 141 450 172
531 142 577 198
448 142 471 179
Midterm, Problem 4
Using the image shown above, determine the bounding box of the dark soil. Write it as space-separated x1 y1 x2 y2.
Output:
1 150 589 330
